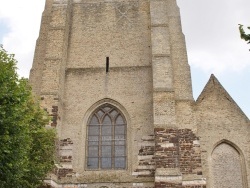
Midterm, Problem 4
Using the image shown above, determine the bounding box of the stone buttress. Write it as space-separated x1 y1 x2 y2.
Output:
31 2 250 187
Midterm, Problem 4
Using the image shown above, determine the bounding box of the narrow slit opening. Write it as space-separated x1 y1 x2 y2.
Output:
106 57 109 73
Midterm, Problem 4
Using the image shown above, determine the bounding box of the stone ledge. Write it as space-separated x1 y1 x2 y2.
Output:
155 168 181 176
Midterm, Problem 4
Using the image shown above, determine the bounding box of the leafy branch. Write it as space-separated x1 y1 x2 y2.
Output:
239 24 250 44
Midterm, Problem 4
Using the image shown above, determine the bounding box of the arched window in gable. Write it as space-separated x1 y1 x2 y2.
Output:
87 104 126 170
211 142 244 188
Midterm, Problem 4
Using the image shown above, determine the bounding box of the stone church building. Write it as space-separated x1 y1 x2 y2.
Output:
29 0 250 187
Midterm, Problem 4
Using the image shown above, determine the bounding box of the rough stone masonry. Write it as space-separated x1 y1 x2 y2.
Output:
30 0 250 188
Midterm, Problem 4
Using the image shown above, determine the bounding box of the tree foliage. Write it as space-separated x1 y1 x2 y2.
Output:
0 45 56 188
239 24 250 45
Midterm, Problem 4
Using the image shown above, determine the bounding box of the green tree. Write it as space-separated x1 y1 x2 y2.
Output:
239 24 250 45
0 45 56 188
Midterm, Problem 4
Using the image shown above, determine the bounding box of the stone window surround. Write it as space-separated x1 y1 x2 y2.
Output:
82 98 131 171
86 104 127 170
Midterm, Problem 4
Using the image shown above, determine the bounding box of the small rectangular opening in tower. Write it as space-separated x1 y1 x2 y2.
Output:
106 57 109 73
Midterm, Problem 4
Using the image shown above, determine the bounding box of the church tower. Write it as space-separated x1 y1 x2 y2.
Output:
30 0 250 188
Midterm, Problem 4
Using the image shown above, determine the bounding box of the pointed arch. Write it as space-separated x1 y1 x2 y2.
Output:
211 140 248 188
84 98 130 123
85 99 128 170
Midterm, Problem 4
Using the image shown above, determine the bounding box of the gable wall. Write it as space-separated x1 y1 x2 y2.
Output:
195 80 250 188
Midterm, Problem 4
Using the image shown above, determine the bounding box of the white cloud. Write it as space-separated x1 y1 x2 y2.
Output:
0 0 45 78
188 42 250 75
178 0 250 75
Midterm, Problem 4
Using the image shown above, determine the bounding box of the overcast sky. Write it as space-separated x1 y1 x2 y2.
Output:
0 0 249 118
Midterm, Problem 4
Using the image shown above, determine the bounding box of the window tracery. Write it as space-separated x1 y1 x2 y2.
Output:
87 104 126 170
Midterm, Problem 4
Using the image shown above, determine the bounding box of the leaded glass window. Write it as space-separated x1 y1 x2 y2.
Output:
87 104 127 170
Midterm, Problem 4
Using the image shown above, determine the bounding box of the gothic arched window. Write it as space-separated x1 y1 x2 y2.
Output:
87 104 127 170
211 142 244 188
